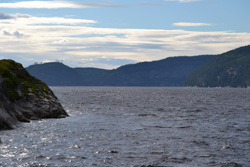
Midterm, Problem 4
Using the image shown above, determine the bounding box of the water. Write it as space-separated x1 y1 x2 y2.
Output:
0 87 249 167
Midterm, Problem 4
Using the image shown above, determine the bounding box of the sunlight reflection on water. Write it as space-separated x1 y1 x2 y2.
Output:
0 87 249 167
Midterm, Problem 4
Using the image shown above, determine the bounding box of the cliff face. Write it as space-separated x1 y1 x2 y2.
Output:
0 76 18 129
0 59 68 130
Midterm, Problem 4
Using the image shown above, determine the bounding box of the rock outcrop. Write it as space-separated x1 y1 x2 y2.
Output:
0 75 18 129
0 59 68 130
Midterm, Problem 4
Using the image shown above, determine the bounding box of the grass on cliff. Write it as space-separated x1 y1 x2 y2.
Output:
0 59 51 101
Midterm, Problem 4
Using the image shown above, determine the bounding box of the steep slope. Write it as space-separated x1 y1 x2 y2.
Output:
185 45 250 87
0 75 18 129
0 60 68 130
26 55 215 86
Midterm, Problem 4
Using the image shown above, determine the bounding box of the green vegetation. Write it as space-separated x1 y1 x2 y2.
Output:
0 59 51 101
26 55 215 86
25 45 250 87
185 45 250 87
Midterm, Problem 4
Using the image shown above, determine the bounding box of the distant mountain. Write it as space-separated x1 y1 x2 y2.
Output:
26 55 215 87
185 45 250 88
98 55 215 86
26 62 83 86
74 68 110 86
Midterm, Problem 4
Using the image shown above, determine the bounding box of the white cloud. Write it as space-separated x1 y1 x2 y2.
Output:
165 0 200 2
20 16 96 25
0 12 14 19
0 13 96 25
2 30 24 38
173 22 211 27
53 39 70 45
0 13 250 69
0 1 122 9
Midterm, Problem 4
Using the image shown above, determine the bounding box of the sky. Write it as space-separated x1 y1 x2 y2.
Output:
0 0 250 69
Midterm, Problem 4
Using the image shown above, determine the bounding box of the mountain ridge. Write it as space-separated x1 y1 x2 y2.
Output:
26 45 250 87
26 55 215 87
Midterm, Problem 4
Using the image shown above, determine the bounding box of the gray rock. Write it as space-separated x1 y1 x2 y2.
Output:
0 60 68 130
0 76 19 129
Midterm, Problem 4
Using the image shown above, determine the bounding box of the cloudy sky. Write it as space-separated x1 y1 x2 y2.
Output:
0 0 250 69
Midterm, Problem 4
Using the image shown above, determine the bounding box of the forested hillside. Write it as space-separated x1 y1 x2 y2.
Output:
185 45 250 87
26 55 214 86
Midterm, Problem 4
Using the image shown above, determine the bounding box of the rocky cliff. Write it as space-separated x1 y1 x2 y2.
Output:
0 59 68 130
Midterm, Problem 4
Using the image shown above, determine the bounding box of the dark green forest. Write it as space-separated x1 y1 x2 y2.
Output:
185 45 250 88
26 45 250 87
26 55 214 86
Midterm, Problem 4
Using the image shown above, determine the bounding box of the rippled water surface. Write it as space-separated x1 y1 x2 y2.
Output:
0 87 250 167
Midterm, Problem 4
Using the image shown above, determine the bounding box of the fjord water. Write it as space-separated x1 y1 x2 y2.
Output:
0 87 249 167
